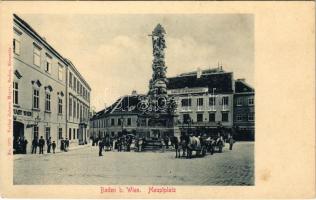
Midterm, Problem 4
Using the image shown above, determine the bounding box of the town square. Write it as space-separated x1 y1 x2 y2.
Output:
12 14 254 186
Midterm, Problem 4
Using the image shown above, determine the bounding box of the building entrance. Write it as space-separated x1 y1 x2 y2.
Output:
13 121 24 139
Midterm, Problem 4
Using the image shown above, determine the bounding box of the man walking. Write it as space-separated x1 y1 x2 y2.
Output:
65 138 69 151
31 137 38 154
60 137 65 151
99 139 104 156
38 136 45 154
47 137 52 153
52 141 56 153
23 138 28 154
228 134 235 150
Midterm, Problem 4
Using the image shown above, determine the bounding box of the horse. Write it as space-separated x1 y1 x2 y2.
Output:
171 136 188 158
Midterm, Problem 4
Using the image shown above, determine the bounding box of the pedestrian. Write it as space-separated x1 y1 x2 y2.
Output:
38 136 45 154
47 137 52 153
99 139 104 156
117 137 121 152
164 136 169 149
52 141 56 153
138 138 143 152
65 138 69 151
31 137 38 154
228 134 234 150
60 137 65 151
23 138 28 154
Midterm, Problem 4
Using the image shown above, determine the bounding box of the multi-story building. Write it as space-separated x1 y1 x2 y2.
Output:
167 67 235 136
13 14 67 152
233 79 255 140
65 59 91 145
12 14 91 153
90 92 145 139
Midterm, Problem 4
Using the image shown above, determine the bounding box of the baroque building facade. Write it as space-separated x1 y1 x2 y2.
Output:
167 67 235 136
12 14 91 153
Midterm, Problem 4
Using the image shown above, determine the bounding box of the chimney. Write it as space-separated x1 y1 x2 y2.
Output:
197 67 202 78
131 90 137 96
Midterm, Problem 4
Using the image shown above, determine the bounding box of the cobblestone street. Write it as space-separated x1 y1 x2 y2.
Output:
14 142 254 185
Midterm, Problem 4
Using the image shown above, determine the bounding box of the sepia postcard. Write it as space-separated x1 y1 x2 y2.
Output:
0 1 315 199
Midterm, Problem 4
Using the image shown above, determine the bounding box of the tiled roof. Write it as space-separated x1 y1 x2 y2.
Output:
91 95 146 120
167 70 233 93
235 80 254 93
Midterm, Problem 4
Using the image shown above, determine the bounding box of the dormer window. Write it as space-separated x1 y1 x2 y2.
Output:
58 63 63 81
33 44 41 67
45 54 52 73
13 30 21 55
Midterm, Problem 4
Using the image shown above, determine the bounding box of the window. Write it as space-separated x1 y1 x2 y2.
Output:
58 97 63 114
13 32 21 55
13 82 18 105
33 126 39 139
236 114 242 121
69 128 72 140
73 99 76 117
69 97 72 117
80 84 83 96
111 118 115 126
45 127 51 140
222 112 229 122
58 128 63 139
197 113 203 122
183 114 191 123
77 129 79 139
237 98 243 106
197 98 203 106
209 97 216 106
111 132 114 137
45 93 51 111
248 98 254 106
58 64 63 81
33 45 41 67
209 113 215 122
45 55 52 73
118 118 122 126
127 118 131 126
77 83 80 94
80 104 82 119
73 129 76 140
222 96 229 106
74 77 77 91
181 98 191 107
77 102 79 119
248 112 254 121
33 89 39 109
69 72 73 88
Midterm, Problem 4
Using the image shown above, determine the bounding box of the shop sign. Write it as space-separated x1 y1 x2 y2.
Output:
13 108 33 117
167 87 208 95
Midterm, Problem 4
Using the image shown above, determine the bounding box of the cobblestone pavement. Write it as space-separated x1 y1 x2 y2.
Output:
14 142 254 185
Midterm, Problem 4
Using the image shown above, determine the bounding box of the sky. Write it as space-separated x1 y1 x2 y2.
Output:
20 14 254 111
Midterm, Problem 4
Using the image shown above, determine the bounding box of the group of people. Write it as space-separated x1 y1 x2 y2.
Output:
29 137 71 154
31 136 57 154
98 135 137 156
13 137 28 154
60 137 70 152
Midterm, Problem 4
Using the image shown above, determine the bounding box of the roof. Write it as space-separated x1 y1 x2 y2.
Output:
90 94 146 120
13 14 67 66
64 58 91 90
167 68 233 93
14 14 91 91
235 80 254 93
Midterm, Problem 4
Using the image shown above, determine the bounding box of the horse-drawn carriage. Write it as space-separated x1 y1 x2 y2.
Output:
171 135 225 159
